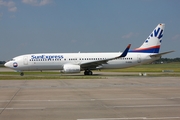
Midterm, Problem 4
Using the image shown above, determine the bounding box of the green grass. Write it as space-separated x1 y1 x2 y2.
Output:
0 64 4 67
0 76 103 80
0 75 103 80
0 71 103 80
103 62 180 72
0 62 180 80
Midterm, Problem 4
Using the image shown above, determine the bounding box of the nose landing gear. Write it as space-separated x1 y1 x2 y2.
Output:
20 72 24 76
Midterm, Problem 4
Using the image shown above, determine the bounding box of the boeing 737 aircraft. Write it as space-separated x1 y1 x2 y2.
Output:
4 23 173 76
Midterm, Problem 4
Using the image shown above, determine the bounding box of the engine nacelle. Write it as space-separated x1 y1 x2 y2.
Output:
62 64 80 73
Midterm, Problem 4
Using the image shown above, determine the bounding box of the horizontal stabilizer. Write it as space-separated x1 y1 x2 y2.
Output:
150 51 174 57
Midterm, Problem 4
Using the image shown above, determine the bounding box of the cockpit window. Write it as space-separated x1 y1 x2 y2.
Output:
10 59 15 61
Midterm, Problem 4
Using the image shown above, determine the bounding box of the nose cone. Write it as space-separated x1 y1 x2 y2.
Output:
4 61 19 69
4 62 10 68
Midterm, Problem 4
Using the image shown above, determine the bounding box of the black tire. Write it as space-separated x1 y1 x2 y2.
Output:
84 70 93 75
89 71 93 75
20 72 24 76
84 71 87 75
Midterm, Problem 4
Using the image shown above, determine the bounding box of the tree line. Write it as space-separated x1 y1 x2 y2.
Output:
0 61 5 64
154 58 180 63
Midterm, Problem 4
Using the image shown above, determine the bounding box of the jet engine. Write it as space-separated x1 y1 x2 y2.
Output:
62 64 80 73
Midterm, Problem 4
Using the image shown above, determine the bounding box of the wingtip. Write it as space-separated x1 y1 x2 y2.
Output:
128 44 131 48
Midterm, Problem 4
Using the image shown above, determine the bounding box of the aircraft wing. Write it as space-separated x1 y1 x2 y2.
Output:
80 44 131 69
150 51 174 57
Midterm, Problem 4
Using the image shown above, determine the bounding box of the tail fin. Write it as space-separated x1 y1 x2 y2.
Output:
130 23 165 53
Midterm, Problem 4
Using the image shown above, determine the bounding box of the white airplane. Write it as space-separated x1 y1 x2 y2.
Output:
4 23 173 76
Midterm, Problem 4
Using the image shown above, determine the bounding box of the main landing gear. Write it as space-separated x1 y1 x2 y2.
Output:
20 72 24 76
84 70 93 75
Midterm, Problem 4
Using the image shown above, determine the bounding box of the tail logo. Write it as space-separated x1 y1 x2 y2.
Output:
146 27 163 43
152 27 163 39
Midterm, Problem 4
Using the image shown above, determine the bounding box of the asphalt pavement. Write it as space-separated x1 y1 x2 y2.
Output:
0 75 180 120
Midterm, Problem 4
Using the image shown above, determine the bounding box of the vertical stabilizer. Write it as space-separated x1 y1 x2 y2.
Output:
130 23 165 53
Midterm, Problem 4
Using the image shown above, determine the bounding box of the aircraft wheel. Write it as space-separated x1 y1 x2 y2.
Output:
20 72 24 76
84 71 88 75
88 71 93 75
84 70 93 75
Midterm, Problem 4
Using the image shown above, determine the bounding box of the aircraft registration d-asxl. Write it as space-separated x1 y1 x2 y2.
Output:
5 23 174 76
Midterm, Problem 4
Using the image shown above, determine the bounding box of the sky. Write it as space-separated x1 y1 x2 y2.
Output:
0 0 180 61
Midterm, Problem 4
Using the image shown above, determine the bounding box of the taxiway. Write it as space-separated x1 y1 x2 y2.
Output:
0 76 180 120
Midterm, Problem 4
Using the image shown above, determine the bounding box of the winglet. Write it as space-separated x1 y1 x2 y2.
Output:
119 44 131 58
